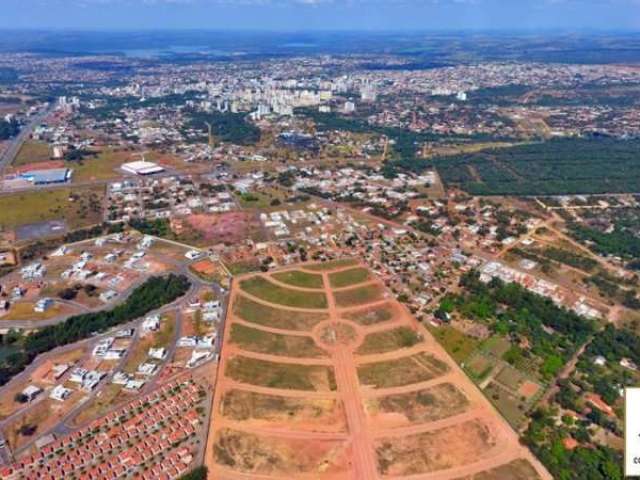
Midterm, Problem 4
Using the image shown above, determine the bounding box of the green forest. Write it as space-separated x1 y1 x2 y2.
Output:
185 110 261 146
433 138 640 195
0 118 19 140
568 222 640 260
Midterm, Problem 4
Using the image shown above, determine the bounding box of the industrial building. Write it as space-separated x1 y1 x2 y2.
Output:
20 168 73 185
121 160 165 176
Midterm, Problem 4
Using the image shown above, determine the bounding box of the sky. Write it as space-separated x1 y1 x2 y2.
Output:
1 0 639 31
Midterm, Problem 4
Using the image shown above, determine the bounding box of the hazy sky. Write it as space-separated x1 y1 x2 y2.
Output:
2 0 640 31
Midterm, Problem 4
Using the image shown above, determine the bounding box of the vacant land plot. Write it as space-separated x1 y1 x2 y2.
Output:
429 325 481 364
14 141 50 166
240 276 327 309
305 258 358 271
334 283 384 308
495 364 526 391
67 149 132 182
343 302 396 326
463 459 541 480
329 267 370 288
229 323 327 358
220 389 345 431
0 186 105 230
482 335 513 358
358 352 449 389
375 420 495 476
466 352 496 381
225 355 337 391
271 270 324 289
213 429 349 475
368 383 469 425
233 295 328 331
485 381 529 428
356 327 422 355
187 211 264 245
72 383 125 427
2 301 68 321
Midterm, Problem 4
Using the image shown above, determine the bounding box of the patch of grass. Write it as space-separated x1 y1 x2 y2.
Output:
482 335 512 358
230 323 326 358
152 314 176 349
73 383 124 426
358 352 449 389
272 270 324 289
233 295 328 331
2 302 66 321
494 364 526 391
329 267 371 288
428 325 480 364
306 258 358 271
357 327 422 355
226 355 337 391
240 276 327 309
13 141 50 166
334 283 384 308
484 381 528 428
343 303 395 326
227 260 261 276
66 149 131 182
0 185 105 229
465 352 496 382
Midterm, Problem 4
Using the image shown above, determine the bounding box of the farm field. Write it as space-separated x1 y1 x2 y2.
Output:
206 263 549 480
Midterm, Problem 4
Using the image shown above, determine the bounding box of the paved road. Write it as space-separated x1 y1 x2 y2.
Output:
0 106 52 176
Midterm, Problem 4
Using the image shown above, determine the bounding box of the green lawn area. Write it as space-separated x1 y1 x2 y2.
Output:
0 185 105 230
356 327 422 355
229 323 327 358
306 258 358 271
357 352 449 389
271 270 324 289
334 283 384 308
329 267 371 288
225 355 337 391
428 325 481 364
240 276 327 309
13 142 50 166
